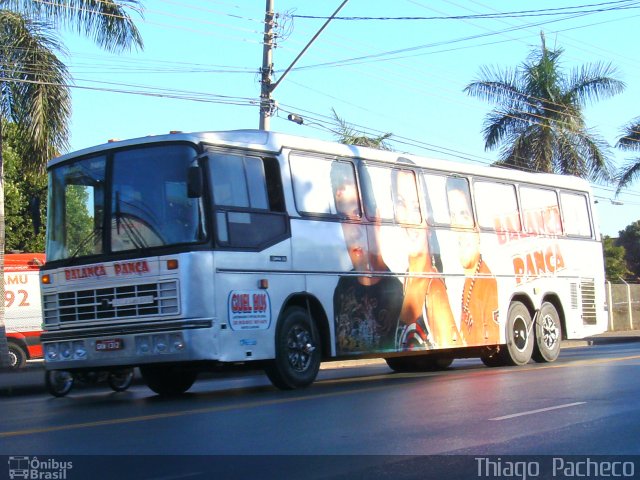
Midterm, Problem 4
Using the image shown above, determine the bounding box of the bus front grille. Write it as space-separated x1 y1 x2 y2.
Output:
43 281 179 325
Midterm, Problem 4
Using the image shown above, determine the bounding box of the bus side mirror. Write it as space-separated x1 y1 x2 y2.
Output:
188 166 203 198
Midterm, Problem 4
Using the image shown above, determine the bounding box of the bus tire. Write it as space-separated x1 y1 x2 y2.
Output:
8 341 27 369
385 357 415 372
504 301 534 366
265 306 321 390
140 366 197 396
108 368 135 392
386 355 453 372
45 370 74 397
532 302 562 363
480 347 505 367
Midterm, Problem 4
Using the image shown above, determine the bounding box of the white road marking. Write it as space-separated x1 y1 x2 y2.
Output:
489 402 586 421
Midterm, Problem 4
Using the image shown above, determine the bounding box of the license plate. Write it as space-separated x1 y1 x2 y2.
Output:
95 339 124 351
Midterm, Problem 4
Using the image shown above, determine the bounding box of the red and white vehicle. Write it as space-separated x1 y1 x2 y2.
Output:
4 253 45 368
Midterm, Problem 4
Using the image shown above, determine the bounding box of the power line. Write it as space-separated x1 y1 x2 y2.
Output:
291 0 640 20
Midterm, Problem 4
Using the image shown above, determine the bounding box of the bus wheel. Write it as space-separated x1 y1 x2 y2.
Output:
8 342 27 369
532 302 562 363
140 366 197 396
386 355 452 372
504 301 534 366
265 307 321 390
480 346 505 367
45 370 74 397
385 357 415 372
108 368 135 392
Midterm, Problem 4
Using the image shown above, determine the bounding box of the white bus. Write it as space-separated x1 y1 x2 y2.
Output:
40 129 607 395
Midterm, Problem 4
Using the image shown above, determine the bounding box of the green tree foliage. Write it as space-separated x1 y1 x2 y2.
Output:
616 221 640 280
2 122 46 252
0 1 144 368
331 109 393 150
465 32 624 181
602 235 631 281
615 119 640 192
64 185 95 258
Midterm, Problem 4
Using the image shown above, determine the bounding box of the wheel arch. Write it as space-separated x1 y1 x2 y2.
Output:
508 293 535 319
279 293 331 360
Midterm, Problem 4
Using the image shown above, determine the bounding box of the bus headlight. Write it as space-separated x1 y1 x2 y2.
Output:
45 344 58 361
60 342 72 359
171 333 185 351
73 341 87 359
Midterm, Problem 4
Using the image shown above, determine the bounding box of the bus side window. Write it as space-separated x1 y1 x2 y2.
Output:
520 186 562 236
444 176 475 229
264 157 285 212
474 181 521 232
210 153 288 248
360 164 395 222
560 192 592 237
391 169 421 225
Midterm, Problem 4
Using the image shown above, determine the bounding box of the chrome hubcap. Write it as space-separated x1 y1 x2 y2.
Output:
541 314 559 349
287 325 316 372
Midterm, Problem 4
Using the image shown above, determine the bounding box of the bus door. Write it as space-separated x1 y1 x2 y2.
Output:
206 151 290 352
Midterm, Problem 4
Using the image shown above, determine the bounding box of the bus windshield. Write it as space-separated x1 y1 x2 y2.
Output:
46 144 206 262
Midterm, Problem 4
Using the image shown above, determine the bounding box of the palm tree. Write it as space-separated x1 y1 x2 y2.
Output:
465 32 624 182
615 119 640 192
0 1 144 368
331 108 393 150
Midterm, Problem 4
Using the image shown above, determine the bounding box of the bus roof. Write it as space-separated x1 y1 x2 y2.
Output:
49 129 592 192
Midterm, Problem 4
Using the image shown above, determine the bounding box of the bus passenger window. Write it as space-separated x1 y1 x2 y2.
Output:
291 155 346 216
561 192 592 237
520 187 562 235
392 169 421 225
474 181 520 232
360 165 394 221
445 177 475 229
330 161 360 218
211 154 268 209
209 152 288 249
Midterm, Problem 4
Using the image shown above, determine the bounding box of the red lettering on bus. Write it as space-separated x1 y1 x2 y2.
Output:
64 265 107 280
114 260 150 275
513 244 566 285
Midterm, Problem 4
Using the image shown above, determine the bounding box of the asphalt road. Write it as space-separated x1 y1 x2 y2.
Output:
1 340 639 479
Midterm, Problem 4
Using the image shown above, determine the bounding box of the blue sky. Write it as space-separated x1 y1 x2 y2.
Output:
59 0 640 236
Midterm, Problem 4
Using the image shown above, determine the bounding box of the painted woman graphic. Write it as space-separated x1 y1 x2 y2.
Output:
446 177 500 346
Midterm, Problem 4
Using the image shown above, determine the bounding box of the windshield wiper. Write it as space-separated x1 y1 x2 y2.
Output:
68 227 102 262
114 190 149 250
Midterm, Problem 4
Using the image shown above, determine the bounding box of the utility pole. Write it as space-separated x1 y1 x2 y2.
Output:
258 0 350 130
259 0 275 131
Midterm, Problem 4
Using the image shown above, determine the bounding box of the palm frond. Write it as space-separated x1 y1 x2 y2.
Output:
3 0 144 52
616 158 640 192
617 120 640 151
0 10 71 171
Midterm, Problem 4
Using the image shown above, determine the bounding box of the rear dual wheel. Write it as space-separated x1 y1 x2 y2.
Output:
503 301 534 366
532 302 562 363
480 301 534 367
